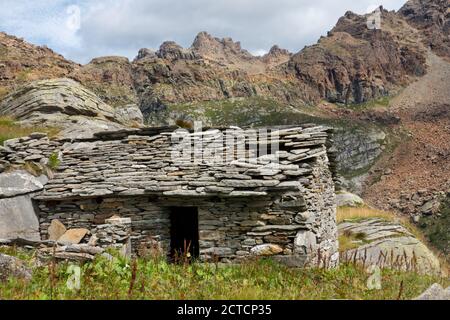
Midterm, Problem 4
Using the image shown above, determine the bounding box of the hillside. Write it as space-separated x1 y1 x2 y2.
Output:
2 1 447 119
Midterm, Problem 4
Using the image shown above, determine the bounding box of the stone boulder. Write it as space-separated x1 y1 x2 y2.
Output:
114 104 144 126
0 253 32 282
339 218 441 275
336 191 365 207
0 170 45 198
0 171 44 241
250 244 283 256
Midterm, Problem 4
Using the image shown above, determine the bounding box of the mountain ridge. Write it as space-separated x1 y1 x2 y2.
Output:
0 0 447 119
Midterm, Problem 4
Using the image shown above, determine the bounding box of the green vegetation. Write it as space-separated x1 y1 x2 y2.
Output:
0 44 7 57
165 97 319 127
0 247 447 300
0 116 60 145
48 152 61 170
0 86 9 100
16 68 32 82
419 196 450 261
339 230 369 251
347 95 392 110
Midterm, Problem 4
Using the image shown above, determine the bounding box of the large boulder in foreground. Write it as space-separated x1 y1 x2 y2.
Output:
0 253 32 282
0 171 44 241
338 218 441 275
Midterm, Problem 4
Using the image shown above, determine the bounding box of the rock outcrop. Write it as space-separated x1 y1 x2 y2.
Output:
0 78 118 123
71 56 138 107
339 218 442 274
399 0 450 58
336 192 365 207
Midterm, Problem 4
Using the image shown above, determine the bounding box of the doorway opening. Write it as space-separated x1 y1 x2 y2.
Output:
169 207 199 262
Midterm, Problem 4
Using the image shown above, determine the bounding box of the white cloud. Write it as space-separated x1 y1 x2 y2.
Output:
0 0 407 63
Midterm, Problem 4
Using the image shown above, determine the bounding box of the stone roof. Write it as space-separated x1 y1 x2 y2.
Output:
7 125 335 200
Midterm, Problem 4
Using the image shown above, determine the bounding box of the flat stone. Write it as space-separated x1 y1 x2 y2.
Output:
253 225 304 232
228 191 267 197
58 228 89 245
0 195 40 241
221 179 279 188
0 170 45 198
277 181 301 190
250 244 283 256
48 219 67 241
200 247 233 256
105 217 132 225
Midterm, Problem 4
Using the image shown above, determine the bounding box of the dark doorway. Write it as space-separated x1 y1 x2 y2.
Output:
169 207 199 262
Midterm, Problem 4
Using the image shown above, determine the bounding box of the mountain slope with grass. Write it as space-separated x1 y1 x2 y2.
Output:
0 246 448 300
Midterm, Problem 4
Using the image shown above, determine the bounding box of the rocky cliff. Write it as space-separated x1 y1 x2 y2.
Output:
399 0 450 58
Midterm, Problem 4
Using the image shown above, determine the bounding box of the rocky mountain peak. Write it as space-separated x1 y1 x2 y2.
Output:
261 45 292 66
135 48 157 61
157 41 198 60
267 45 291 56
190 31 254 62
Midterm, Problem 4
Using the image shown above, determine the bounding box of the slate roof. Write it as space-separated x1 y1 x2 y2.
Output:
34 125 335 200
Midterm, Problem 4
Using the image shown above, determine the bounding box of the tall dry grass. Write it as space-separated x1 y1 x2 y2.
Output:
0 116 60 145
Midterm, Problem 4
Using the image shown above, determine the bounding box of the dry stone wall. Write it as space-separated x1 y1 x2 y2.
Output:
0 125 338 266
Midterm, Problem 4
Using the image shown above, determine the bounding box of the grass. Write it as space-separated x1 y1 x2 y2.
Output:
337 206 428 244
337 206 394 223
346 95 392 110
0 86 9 100
0 116 60 145
339 230 370 252
0 248 447 300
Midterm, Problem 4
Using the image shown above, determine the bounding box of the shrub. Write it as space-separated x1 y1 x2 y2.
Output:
48 152 60 170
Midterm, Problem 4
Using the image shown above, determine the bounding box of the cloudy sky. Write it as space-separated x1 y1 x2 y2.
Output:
0 0 407 64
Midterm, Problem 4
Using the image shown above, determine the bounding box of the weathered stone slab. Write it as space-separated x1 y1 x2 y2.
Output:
0 195 40 241
58 228 89 244
221 179 280 188
253 225 304 232
0 171 45 198
48 219 67 241
250 244 283 256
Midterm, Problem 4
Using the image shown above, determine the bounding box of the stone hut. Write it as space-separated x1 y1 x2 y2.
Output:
0 125 338 266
